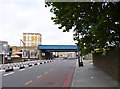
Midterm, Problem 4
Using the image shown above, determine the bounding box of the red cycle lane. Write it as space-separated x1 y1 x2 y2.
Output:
25 65 75 88
62 66 75 89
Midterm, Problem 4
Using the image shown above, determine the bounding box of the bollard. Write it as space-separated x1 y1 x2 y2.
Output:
80 62 83 67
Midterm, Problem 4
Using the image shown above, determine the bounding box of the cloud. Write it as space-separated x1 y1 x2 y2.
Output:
0 0 75 46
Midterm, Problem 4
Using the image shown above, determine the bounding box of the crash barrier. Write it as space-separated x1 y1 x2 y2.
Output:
0 60 54 72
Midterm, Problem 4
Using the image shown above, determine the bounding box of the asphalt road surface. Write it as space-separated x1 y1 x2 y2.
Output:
2 58 77 88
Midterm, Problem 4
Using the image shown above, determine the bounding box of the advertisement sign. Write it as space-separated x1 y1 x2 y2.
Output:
30 50 38 59
22 49 29 59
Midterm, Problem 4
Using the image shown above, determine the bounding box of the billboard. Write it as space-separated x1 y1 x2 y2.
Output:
22 49 30 59
30 50 38 59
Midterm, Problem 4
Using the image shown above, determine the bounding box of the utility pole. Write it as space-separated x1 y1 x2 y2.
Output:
77 48 81 67
75 30 80 67
20 39 26 60
77 31 83 67
20 39 25 47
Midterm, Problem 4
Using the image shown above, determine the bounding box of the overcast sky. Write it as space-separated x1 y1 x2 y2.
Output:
0 0 75 46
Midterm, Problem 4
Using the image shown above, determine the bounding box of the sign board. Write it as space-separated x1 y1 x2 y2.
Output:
22 49 29 59
30 50 38 59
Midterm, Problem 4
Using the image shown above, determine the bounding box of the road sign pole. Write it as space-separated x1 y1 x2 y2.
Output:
77 49 81 67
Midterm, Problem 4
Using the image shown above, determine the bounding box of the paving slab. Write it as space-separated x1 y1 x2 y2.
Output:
71 60 119 88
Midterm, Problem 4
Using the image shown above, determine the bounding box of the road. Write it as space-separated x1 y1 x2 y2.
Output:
2 58 77 88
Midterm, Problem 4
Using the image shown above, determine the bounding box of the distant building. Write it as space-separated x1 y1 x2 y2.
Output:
0 41 8 54
10 33 42 60
0 41 8 64
23 33 42 47
57 52 76 58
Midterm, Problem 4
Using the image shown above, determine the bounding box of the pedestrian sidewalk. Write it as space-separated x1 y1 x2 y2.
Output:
71 60 119 88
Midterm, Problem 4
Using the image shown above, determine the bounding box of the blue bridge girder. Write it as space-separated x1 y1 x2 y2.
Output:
37 45 78 52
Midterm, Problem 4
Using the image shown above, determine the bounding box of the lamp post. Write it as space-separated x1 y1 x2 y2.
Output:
77 47 81 67
75 30 83 67
74 30 80 67
20 39 26 60
2 44 7 64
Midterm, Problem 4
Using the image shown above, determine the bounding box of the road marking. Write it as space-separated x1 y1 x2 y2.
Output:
0 70 5 72
62 67 75 88
37 75 42 78
25 80 32 85
76 61 78 66
29 67 32 68
49 69 52 72
19 69 25 71
13 67 19 69
90 76 94 78
90 63 93 64
71 69 76 87
44 72 48 74
3 72 14 77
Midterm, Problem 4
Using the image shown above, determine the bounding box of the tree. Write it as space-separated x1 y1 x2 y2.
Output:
45 2 120 54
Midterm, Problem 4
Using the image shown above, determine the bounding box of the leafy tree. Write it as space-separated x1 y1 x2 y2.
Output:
45 2 120 54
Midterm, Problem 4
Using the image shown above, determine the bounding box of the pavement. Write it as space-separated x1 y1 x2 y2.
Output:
71 60 119 88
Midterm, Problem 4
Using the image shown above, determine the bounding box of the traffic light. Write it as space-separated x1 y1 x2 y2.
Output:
9 48 12 56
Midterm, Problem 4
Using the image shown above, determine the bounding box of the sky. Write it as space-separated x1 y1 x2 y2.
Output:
0 0 75 46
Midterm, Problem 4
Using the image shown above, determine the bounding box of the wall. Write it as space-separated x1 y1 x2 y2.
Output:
0 54 2 64
84 53 93 60
11 46 42 60
93 48 120 82
11 46 37 53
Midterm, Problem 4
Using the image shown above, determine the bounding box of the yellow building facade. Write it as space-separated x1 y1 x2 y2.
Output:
23 33 42 47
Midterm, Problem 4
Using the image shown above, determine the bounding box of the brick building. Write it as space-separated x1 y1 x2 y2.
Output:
23 33 42 47
0 41 8 64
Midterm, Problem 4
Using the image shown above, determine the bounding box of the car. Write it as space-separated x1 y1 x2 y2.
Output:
64 57 67 59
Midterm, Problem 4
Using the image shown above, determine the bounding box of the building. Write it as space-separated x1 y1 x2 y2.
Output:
0 41 8 64
11 46 39 59
23 33 42 47
0 41 8 54
57 52 76 58
10 33 42 60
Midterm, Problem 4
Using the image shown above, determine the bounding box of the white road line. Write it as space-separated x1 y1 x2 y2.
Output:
25 80 32 85
13 67 19 69
44 72 48 74
90 63 93 64
90 76 94 78
76 61 78 67
49 70 52 72
0 70 5 72
71 68 76 87
37 75 42 78
19 69 25 71
3 72 14 77
29 67 32 68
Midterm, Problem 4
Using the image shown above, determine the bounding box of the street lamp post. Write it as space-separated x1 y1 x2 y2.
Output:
76 31 81 67
76 30 83 67
20 39 26 61
2 44 7 64
77 48 81 67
